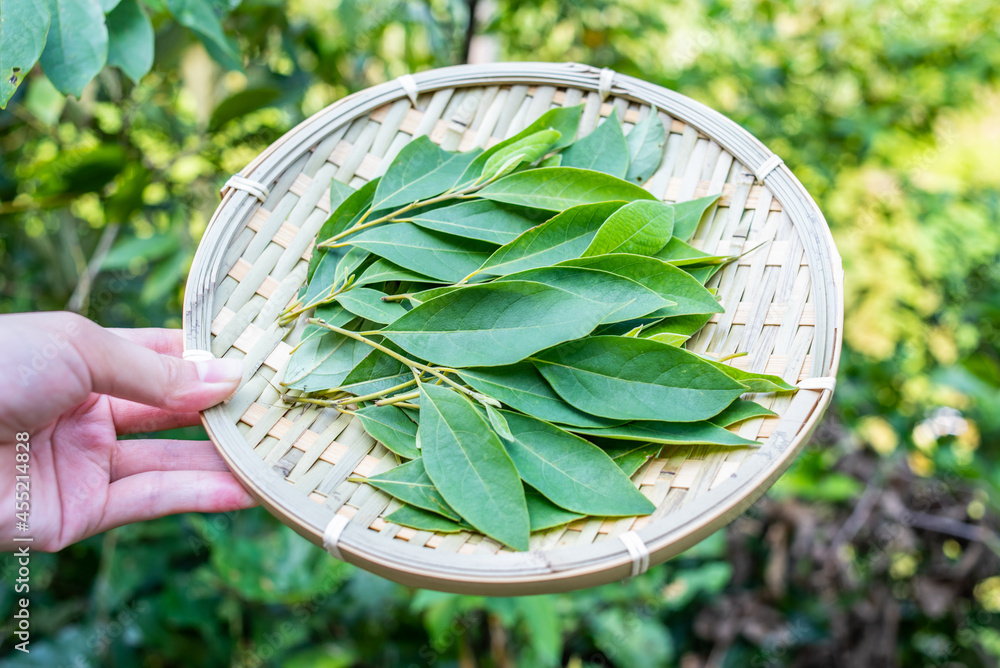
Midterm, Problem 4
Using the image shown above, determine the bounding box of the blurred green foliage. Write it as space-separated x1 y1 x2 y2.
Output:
2 0 1000 665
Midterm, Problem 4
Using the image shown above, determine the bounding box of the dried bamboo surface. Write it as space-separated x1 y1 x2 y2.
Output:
183 63 843 595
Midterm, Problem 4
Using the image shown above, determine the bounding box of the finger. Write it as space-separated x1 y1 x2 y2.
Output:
0 313 242 422
111 439 231 481
105 328 183 357
110 399 204 435
97 471 258 535
105 331 225 433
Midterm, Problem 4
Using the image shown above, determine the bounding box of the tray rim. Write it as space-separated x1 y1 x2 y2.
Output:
183 61 844 595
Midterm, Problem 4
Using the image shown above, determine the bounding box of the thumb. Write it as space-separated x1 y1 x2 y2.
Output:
1 313 243 431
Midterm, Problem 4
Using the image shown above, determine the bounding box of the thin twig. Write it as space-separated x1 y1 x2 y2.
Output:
374 390 420 406
333 378 417 405
307 319 489 403
67 223 120 313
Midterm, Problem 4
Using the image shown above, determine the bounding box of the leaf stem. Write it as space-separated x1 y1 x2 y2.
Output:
316 182 486 248
374 390 421 406
453 269 482 286
307 319 485 402
332 378 418 405
279 276 354 326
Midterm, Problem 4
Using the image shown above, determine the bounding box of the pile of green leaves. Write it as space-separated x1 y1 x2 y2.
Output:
281 104 796 550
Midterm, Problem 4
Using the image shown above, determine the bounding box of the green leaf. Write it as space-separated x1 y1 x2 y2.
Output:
582 200 675 257
456 363 624 429
561 108 629 178
348 223 494 284
164 0 242 72
40 0 108 97
475 201 626 277
328 178 356 211
0 0 50 108
29 142 127 197
97 0 120 10
625 111 666 185
484 404 514 440
283 331 372 392
338 347 411 396
496 266 674 324
557 253 722 317
381 281 618 368
683 264 724 285
647 332 688 346
478 167 656 211
21 73 64 125
406 284 458 305
639 313 713 340
603 442 662 477
481 129 562 182
333 287 405 325
671 194 720 241
105 0 153 83
372 136 481 211
332 245 370 291
354 258 435 288
209 87 281 131
140 249 186 305
101 232 179 270
512 104 583 150
298 304 356 345
406 199 539 245
500 411 655 516
592 608 675 668
103 162 149 222
385 505 467 533
308 181 363 282
571 421 759 447
533 336 746 422
419 384 529 551
655 238 730 266
361 459 460 521
300 248 343 306
457 105 583 185
700 357 798 393
354 405 420 459
710 399 776 427
315 179 370 247
539 154 562 168
526 490 584 532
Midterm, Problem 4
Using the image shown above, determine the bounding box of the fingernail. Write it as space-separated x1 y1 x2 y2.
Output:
195 358 244 384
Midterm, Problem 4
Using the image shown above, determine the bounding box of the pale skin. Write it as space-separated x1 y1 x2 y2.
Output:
0 312 257 552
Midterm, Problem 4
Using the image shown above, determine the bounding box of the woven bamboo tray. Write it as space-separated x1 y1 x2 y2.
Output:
183 62 843 595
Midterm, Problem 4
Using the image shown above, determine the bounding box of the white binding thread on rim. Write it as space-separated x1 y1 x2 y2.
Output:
619 531 650 577
753 154 784 182
798 376 837 392
223 175 270 202
323 514 350 560
397 74 419 106
182 349 215 362
598 68 616 100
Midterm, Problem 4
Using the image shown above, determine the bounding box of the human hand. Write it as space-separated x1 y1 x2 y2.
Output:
0 312 257 552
